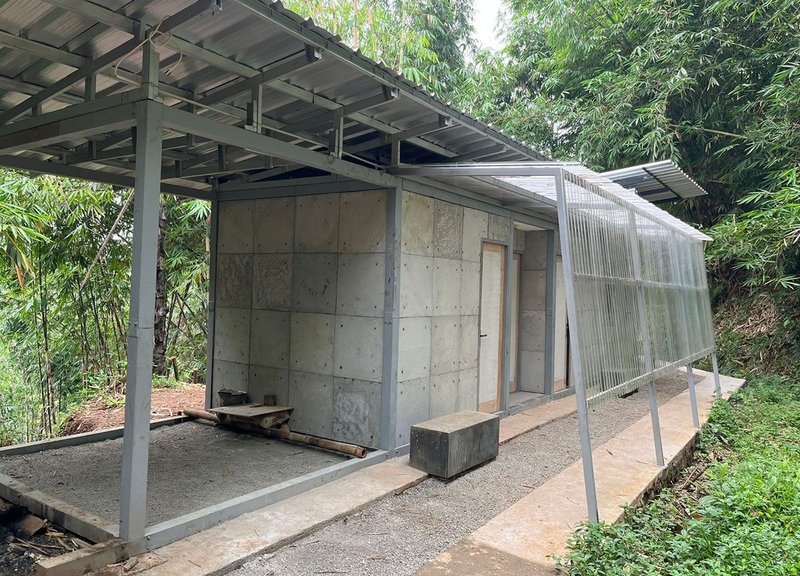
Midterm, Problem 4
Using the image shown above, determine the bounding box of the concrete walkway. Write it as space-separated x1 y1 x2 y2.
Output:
415 369 745 576
96 393 577 576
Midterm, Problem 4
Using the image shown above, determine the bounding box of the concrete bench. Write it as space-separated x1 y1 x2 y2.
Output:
409 410 500 478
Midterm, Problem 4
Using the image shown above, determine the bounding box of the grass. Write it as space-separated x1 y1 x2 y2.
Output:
556 376 800 576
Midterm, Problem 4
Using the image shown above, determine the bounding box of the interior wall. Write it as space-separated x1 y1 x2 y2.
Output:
211 190 387 448
394 191 512 445
519 230 548 393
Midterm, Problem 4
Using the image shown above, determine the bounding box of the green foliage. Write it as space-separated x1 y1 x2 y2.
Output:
282 0 474 95
557 376 800 575
0 171 209 446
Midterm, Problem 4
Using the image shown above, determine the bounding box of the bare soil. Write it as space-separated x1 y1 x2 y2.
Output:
62 384 205 435
0 500 80 576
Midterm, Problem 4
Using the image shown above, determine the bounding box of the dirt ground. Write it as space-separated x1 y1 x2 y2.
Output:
62 384 205 435
0 500 80 576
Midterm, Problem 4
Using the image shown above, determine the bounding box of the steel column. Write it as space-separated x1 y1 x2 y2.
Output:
711 351 722 399
554 169 599 523
627 212 665 467
119 98 163 540
686 363 700 429
205 199 220 410
380 182 403 453
500 218 514 411
543 229 557 396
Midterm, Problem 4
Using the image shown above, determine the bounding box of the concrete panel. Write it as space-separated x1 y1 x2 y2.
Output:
457 368 479 411
402 191 434 256
396 377 430 446
290 313 334 375
339 190 386 253
521 310 546 353
514 229 525 252
295 194 340 253
212 360 249 405
333 315 383 382
253 254 292 311
337 253 385 317
433 200 463 259
398 317 431 381
400 254 433 317
254 197 295 253
218 200 253 254
487 214 511 243
522 270 547 311
429 372 459 418
519 351 546 393
459 315 480 369
215 254 253 309
431 316 460 376
460 260 481 316
523 231 548 270
333 377 381 448
292 253 338 314
213 307 250 363
462 208 488 262
250 310 290 368
288 371 334 437
432 257 462 316
248 366 289 406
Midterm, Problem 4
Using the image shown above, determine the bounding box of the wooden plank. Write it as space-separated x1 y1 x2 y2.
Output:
210 404 293 418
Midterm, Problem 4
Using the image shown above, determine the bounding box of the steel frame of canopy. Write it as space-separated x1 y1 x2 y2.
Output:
393 162 722 524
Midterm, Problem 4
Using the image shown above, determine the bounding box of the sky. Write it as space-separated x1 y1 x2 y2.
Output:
471 0 506 51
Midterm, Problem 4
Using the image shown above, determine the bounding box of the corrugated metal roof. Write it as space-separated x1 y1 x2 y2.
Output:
601 160 706 202
0 0 547 194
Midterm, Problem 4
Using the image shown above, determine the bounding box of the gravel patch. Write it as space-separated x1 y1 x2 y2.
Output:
232 371 696 576
0 421 346 526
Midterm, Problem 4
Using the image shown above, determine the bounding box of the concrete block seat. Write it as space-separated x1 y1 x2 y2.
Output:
409 411 500 478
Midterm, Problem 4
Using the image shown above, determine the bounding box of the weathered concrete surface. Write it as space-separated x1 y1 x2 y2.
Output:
410 411 500 478
114 458 428 576
96 388 577 576
416 369 745 576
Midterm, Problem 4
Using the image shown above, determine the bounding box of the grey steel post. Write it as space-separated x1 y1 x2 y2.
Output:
119 43 163 541
205 198 219 410
627 213 665 467
500 217 514 412
543 229 557 397
711 350 722 399
380 182 403 453
686 363 700 429
554 170 599 523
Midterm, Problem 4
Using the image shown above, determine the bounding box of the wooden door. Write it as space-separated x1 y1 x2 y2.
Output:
478 243 505 412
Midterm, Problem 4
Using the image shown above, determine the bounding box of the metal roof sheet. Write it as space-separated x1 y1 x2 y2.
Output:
601 160 706 202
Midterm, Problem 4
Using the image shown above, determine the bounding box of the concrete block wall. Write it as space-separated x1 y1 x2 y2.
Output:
396 190 511 446
212 190 387 448
519 230 548 393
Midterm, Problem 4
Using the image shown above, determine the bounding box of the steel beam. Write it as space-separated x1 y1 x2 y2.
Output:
197 49 322 107
41 0 256 78
119 93 163 540
0 96 138 154
205 198 219 410
500 218 514 411
160 104 396 187
686 364 700 429
282 88 398 135
0 154 213 200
